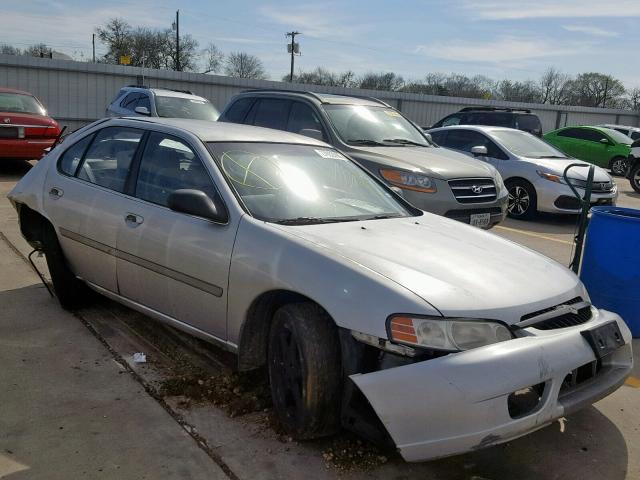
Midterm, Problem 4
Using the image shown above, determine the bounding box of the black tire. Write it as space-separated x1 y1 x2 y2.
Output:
630 162 640 194
42 225 90 310
268 302 342 439
609 156 628 177
506 179 537 220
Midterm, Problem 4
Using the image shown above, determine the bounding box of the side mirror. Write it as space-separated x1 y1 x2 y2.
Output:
471 145 488 156
600 138 611 145
134 106 151 116
299 128 324 141
167 189 228 223
423 132 433 143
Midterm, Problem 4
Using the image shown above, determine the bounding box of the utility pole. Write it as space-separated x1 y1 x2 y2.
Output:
286 31 300 82
92 33 96 62
172 10 180 71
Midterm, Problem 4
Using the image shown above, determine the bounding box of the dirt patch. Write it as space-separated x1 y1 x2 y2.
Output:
159 369 271 417
321 434 389 473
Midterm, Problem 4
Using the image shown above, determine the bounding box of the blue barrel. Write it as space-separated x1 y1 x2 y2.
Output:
580 206 640 337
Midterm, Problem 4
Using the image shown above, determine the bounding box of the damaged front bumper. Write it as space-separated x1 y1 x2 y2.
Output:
350 310 633 462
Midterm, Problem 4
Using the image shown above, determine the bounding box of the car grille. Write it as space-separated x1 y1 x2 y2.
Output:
569 179 615 192
518 297 593 330
448 178 497 204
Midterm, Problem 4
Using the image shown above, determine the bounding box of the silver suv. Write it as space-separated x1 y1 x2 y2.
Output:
106 86 219 121
219 91 507 228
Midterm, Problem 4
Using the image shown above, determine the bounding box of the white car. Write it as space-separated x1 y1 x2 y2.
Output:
8 117 633 462
429 126 618 219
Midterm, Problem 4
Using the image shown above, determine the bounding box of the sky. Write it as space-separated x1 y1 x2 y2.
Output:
2 0 640 87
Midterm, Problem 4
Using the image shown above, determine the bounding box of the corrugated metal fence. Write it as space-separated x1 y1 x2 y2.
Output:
1 54 638 133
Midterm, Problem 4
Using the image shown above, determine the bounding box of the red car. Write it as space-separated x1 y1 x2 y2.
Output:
0 87 61 160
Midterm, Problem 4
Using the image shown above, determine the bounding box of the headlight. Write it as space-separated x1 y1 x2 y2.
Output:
493 169 504 193
380 169 437 193
388 315 513 352
536 170 567 184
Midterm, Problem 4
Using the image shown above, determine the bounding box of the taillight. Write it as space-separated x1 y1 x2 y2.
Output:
24 125 59 138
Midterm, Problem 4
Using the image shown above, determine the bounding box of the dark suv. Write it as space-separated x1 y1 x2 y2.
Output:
430 107 543 137
219 90 507 228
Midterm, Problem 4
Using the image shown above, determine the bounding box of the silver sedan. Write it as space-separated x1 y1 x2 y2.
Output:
9 117 632 462
429 125 618 219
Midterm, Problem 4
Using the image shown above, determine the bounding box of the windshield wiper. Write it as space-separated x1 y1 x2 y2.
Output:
383 138 429 147
275 216 361 225
347 139 387 146
364 214 405 220
536 155 567 159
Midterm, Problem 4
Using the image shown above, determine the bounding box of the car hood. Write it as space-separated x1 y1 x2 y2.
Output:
0 112 57 127
521 157 612 182
274 214 583 324
348 145 495 180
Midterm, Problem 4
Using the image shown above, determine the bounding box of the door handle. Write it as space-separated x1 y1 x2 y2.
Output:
124 213 144 227
49 187 63 198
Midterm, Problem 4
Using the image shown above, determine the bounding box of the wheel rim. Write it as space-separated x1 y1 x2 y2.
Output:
270 323 304 424
633 170 640 189
508 185 530 216
612 158 626 175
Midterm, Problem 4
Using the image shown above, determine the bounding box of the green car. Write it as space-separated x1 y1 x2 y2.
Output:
544 126 632 176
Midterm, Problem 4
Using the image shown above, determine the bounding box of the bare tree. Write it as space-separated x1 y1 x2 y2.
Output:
224 52 266 79
0 44 21 55
96 18 131 64
624 87 640 111
164 32 199 71
202 43 224 74
288 67 356 87
566 72 626 108
358 72 404 91
539 67 571 105
24 43 52 58
494 79 542 103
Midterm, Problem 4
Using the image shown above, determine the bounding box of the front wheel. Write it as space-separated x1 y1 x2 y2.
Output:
630 162 640 194
268 303 342 439
610 156 628 177
506 179 537 220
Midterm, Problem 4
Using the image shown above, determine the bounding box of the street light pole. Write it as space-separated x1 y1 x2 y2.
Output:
175 10 180 71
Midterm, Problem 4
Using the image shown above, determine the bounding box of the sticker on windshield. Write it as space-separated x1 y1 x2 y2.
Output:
384 110 401 117
315 149 346 160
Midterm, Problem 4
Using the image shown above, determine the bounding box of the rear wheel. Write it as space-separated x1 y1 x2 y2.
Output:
42 225 91 310
630 162 640 194
268 302 342 439
506 179 537 220
610 156 628 176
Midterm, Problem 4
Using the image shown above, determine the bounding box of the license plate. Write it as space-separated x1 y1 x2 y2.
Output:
470 213 491 228
581 321 624 359
0 127 19 138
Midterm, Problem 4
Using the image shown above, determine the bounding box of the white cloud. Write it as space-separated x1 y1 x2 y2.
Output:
260 4 369 39
562 25 619 37
461 0 640 19
415 36 590 64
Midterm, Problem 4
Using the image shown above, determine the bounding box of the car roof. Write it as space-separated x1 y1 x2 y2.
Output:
0 87 36 96
429 125 518 134
116 116 328 145
122 86 207 101
236 89 388 107
598 123 640 131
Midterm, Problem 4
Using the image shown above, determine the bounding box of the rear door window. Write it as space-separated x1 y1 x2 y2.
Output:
287 102 325 139
77 127 144 193
515 114 541 132
120 93 141 111
222 97 254 123
440 114 462 127
557 128 584 139
58 134 94 176
251 99 291 131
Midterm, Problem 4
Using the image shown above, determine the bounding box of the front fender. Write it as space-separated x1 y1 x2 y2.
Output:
226 216 436 346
